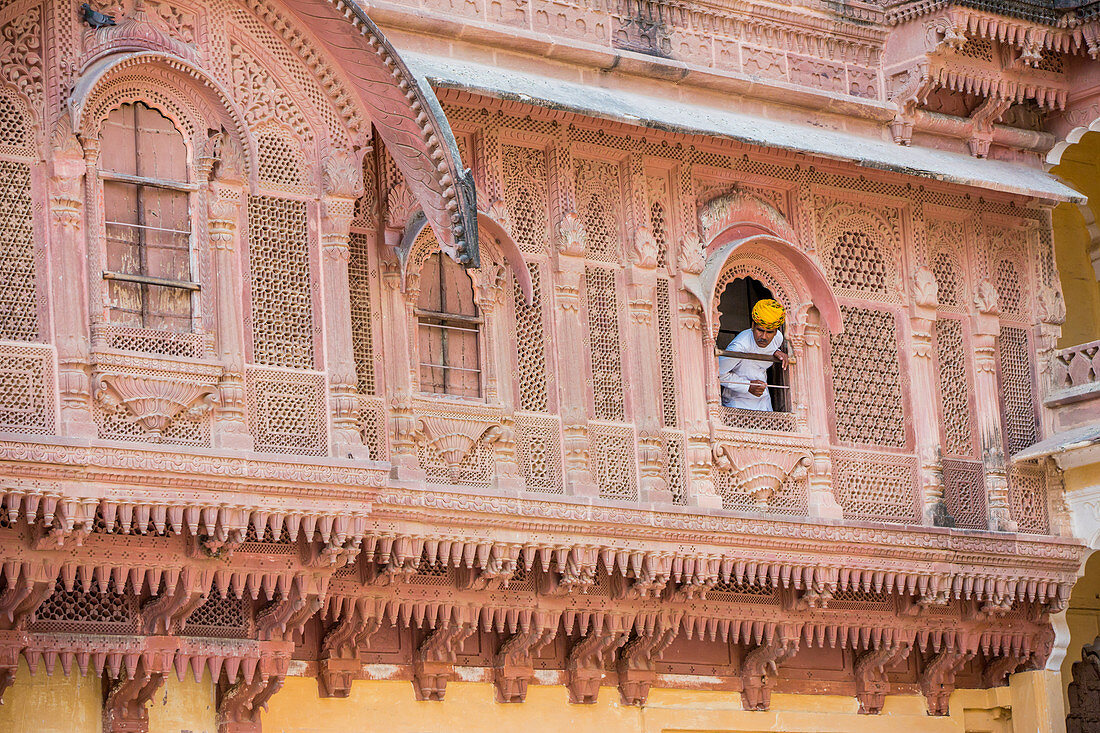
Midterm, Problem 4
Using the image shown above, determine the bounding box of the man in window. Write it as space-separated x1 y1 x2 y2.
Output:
718 299 789 411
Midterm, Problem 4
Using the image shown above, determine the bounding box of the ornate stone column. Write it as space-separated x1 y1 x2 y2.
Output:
321 152 370 459
206 136 252 450
972 280 1015 531
796 310 843 519
627 226 671 503
910 266 947 525
554 213 597 497
472 267 523 490
676 239 721 509
49 120 96 437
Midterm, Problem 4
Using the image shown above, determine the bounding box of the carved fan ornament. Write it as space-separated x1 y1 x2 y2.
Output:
417 415 501 482
714 444 810 508
93 374 217 440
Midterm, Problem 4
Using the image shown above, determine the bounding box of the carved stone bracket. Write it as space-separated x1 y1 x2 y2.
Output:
855 643 911 714
319 603 382 698
255 579 322 642
494 623 557 703
741 636 798 711
416 414 502 483
537 546 599 597
216 673 284 733
413 622 475 701
456 544 519 591
566 626 629 704
141 568 208 635
616 622 677 706
103 657 170 733
920 649 972 716
982 652 1027 689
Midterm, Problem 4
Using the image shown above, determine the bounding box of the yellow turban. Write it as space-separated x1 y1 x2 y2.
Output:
751 299 785 330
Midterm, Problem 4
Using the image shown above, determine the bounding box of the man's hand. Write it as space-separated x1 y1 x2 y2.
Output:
748 380 767 397
774 350 789 369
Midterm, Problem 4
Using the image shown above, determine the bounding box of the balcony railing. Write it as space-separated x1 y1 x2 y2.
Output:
1047 339 1100 432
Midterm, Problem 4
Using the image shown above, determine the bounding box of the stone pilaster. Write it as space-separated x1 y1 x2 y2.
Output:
627 231 671 503
49 120 96 437
910 266 947 525
973 280 1015 532
795 313 843 520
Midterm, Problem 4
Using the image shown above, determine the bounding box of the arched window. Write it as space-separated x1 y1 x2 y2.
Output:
716 276 791 414
417 252 481 397
99 102 195 333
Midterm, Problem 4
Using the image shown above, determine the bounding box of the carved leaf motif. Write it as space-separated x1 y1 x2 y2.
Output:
975 280 1000 315
678 237 705 275
386 182 418 230
911 266 939 309
94 375 217 439
558 211 585 255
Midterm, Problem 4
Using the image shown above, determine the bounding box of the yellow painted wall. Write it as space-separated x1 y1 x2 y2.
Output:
1052 202 1100 347
1050 130 1100 348
0 660 100 733
147 672 217 733
0 665 1066 732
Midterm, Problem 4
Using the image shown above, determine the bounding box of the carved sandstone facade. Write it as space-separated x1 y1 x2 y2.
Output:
0 0 1096 731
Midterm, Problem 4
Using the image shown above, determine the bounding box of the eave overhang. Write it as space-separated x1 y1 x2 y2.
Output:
404 52 1084 205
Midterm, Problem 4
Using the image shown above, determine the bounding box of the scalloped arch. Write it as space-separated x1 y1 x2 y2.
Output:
688 235 843 335
69 51 256 180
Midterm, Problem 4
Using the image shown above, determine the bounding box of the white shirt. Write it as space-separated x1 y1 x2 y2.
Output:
718 328 784 411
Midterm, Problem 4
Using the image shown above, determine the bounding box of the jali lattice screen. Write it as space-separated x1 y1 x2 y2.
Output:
585 266 625 422
248 196 314 369
0 160 38 342
829 306 906 447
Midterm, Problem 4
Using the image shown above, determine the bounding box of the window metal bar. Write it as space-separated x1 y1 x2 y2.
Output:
103 271 200 291
715 348 784 362
105 220 192 235
419 362 482 373
99 170 196 191
414 308 482 325
418 321 481 335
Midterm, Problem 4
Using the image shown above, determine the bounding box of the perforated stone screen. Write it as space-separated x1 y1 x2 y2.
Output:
248 196 314 370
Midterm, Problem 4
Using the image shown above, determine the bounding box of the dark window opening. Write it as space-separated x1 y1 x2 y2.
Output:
99 102 195 333
716 277 790 413
416 252 481 398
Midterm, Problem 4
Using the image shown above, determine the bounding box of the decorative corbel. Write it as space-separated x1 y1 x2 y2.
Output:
0 635 17 704
0 562 58 631
741 636 798 711
982 652 1027 688
494 623 556 703
413 622 475 701
610 553 671 600
319 604 381 698
565 627 629 704
616 621 677 706
855 643 911 714
142 568 208 635
103 659 168 733
967 96 1014 158
456 544 519 591
92 374 218 442
537 547 598 596
712 443 811 509
920 648 972 716
217 672 284 733
255 578 321 642
888 62 933 145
